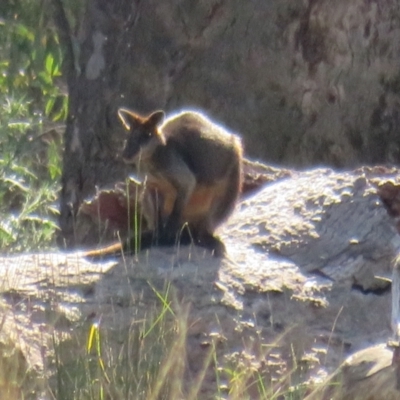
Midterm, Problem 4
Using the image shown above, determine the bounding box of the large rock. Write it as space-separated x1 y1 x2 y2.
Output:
2 167 400 397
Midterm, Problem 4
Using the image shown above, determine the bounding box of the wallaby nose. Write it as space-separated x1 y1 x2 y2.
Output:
121 138 139 163
122 149 134 164
122 144 142 164
122 155 135 164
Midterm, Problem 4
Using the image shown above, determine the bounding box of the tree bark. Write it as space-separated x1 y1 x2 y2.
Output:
55 0 144 247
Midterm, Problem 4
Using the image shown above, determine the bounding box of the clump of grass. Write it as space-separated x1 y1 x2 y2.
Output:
0 1 68 254
49 284 195 400
0 94 61 253
43 281 312 400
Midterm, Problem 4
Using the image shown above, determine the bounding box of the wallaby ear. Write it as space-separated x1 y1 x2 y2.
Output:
117 108 140 130
146 110 165 128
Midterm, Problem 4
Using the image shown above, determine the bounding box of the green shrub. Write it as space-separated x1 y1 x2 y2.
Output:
0 0 71 252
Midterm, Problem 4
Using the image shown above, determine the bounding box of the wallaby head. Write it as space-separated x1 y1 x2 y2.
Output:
118 108 166 164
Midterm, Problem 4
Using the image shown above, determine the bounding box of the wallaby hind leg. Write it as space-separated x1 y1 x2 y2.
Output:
194 231 226 257
138 185 195 251
158 155 197 239
208 163 242 231
159 227 226 257
140 224 195 249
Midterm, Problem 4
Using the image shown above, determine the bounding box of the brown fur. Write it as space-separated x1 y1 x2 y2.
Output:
86 109 243 257
120 109 243 255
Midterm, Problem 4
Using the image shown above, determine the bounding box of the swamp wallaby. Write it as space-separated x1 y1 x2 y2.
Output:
85 108 243 258
118 108 243 255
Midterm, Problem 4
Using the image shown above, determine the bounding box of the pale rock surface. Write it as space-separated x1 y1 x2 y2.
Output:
2 167 400 397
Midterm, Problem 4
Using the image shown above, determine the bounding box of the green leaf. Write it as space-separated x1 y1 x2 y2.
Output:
38 70 52 86
15 23 34 42
45 53 54 76
45 97 56 116
0 225 16 246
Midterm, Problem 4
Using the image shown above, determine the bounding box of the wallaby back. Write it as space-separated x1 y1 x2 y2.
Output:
159 112 240 184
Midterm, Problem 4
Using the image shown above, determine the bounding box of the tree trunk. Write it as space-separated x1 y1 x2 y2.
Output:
55 0 143 247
